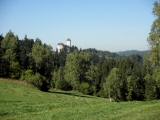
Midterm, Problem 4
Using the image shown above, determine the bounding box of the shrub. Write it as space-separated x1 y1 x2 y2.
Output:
55 79 71 90
79 82 89 94
21 69 49 91
79 82 95 95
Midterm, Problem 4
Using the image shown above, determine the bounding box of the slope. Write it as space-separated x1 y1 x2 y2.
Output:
0 78 160 120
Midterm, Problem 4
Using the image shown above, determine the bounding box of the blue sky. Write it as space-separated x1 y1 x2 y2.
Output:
0 0 155 51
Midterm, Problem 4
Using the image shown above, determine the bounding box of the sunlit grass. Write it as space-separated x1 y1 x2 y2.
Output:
0 78 160 120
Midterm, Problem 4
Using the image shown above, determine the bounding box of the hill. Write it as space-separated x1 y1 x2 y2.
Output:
0 78 160 120
82 49 149 58
83 48 119 58
117 50 149 57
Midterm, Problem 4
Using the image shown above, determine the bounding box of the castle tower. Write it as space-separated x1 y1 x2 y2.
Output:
66 38 71 47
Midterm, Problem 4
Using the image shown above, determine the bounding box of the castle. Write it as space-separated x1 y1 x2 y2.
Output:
56 39 71 53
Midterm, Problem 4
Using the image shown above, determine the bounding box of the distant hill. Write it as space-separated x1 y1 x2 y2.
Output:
117 50 150 57
82 49 150 58
83 48 119 58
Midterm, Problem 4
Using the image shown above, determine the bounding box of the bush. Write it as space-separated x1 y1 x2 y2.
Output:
79 82 95 95
98 87 108 98
79 82 89 94
21 69 49 91
55 79 71 90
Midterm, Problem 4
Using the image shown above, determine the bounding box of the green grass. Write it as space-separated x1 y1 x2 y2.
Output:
0 78 160 120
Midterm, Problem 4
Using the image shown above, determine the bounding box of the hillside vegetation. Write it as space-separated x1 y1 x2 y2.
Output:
0 78 160 120
117 50 149 57
1 7 160 101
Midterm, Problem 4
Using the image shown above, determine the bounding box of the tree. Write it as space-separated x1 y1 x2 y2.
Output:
18 35 34 70
143 55 157 100
0 34 9 77
146 0 160 100
1 31 21 78
148 1 160 67
97 58 116 97
31 41 54 77
127 74 143 100
54 46 68 68
143 54 153 75
64 51 92 91
64 52 81 90
144 74 157 100
52 67 71 90
85 65 100 95
152 68 160 98
0 34 4 51
31 40 54 91
104 68 126 101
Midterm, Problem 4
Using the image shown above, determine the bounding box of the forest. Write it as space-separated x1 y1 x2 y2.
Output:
0 1 160 102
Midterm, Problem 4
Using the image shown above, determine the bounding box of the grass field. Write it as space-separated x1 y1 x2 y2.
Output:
0 78 160 120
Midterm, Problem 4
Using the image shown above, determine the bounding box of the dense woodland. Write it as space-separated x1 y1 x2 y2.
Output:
1 1 160 102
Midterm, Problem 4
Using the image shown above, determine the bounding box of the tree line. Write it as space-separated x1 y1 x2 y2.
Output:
0 1 160 101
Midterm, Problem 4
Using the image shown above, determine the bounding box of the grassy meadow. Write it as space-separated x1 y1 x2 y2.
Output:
0 78 160 120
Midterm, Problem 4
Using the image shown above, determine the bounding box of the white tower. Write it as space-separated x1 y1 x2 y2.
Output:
66 38 71 47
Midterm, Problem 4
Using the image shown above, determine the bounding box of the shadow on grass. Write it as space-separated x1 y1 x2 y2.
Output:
0 112 10 117
48 91 92 98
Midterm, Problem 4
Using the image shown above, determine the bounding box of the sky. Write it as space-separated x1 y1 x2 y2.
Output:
0 0 155 52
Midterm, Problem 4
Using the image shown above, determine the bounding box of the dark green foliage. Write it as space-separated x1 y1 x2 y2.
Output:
127 74 144 101
31 41 54 78
144 74 157 100
86 65 101 95
54 45 78 68
83 48 119 58
0 27 159 101
146 0 160 100
103 55 145 101
143 54 153 75
54 48 67 67
79 82 89 94
52 67 71 90
64 52 81 90
148 1 160 67
1 31 21 78
104 68 126 101
64 52 87 91
64 51 94 93
117 55 145 100
117 50 149 57
0 58 10 77
144 68 160 100
100 58 116 82
0 34 4 56
152 68 160 98
17 35 34 70
21 69 49 91
0 32 53 91
0 34 9 77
